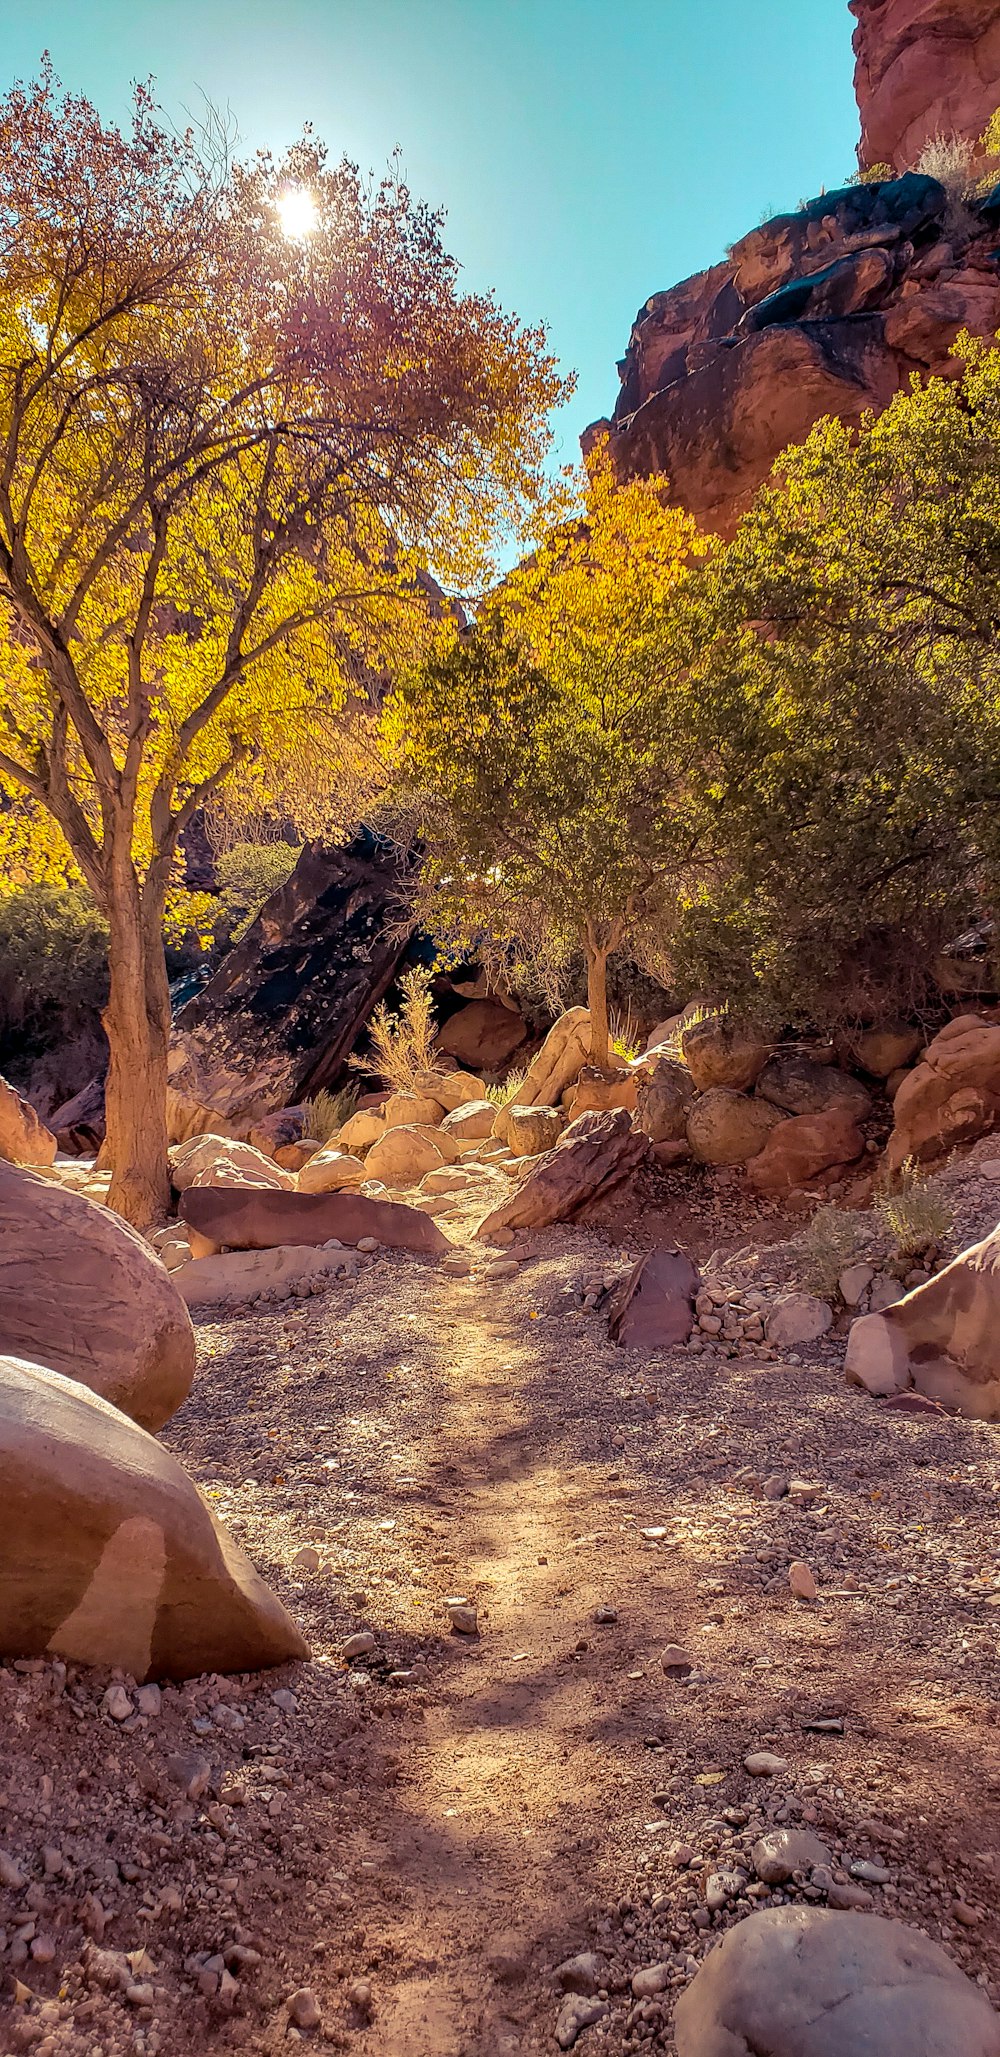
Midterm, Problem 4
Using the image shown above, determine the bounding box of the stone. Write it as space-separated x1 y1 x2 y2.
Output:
788 1561 818 1601
247 1107 308 1159
606 1247 700 1349
660 1644 694 1673
296 1148 367 1194
382 1089 446 1129
869 1274 905 1311
169 1134 294 1192
756 1052 872 1122
838 1022 922 1078
175 1243 352 1311
744 1753 789 1776
477 1108 649 1238
673 1905 1000 2057
102 1684 133 1722
0 1354 308 1678
0 1077 57 1167
747 1109 867 1195
852 0 1000 176
440 1251 472 1276
751 1829 831 1886
507 1007 591 1110
436 999 527 1071
440 1099 498 1141
446 1598 478 1634
556 1996 608 2050
846 1220 1000 1418
504 1105 566 1157
839 1262 875 1307
286 1987 322 2031
634 1056 695 1142
337 1109 386 1154
688 1090 785 1167
887 1015 1000 1169
0 1161 195 1432
632 1963 670 1997
182 1182 451 1258
681 1017 771 1092
766 1293 833 1349
554 1953 605 1995
347 1124 445 1187
566 1066 638 1120
136 1682 161 1716
343 1630 376 1659
413 1068 487 1112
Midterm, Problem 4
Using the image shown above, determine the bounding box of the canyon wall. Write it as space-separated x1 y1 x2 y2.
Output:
851 0 1000 174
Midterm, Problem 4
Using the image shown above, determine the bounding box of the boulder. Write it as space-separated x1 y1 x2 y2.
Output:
169 1134 294 1193
837 1022 922 1078
50 1076 107 1156
746 1109 867 1194
383 1089 447 1129
177 1243 357 1310
766 1293 834 1349
756 1051 872 1121
296 1149 367 1194
505 1105 566 1158
845 1220 1000 1418
687 1090 784 1166
413 1069 487 1112
275 1136 323 1172
682 1018 770 1093
337 1108 387 1154
634 1056 695 1142
247 1107 307 1159
508 1007 591 1109
181 1183 451 1256
565 1067 638 1120
886 1014 1000 1170
673 1905 1000 2056
477 1108 649 1239
750 1829 831 1886
0 1354 308 1680
436 999 527 1071
349 1125 445 1187
606 1248 699 1349
440 1099 498 1141
0 1162 194 1433
0 1077 57 1167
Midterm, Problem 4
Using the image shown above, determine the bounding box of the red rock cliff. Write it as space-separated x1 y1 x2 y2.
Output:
851 0 1000 174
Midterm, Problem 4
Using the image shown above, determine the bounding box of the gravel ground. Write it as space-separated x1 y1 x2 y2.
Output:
3 1157 1000 2055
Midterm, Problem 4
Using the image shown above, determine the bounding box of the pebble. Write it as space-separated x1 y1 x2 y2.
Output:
554 1952 605 1995
135 1683 161 1718
342 1631 377 1659
356 1236 379 1253
660 1644 694 1673
485 1258 520 1281
556 1995 608 2049
788 1561 818 1602
0 1849 25 1889
751 1829 831 1885
953 1900 981 1926
293 1547 321 1572
631 1962 670 1997
102 1685 133 1723
850 1859 892 1884
763 1475 789 1500
744 1752 789 1777
165 1751 212 1801
271 1688 298 1713
286 1986 322 2029
594 1607 618 1625
827 1881 873 1909
441 1253 472 1276
348 1977 373 2019
446 1598 479 1635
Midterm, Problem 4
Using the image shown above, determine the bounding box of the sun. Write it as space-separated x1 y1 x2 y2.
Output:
275 187 318 239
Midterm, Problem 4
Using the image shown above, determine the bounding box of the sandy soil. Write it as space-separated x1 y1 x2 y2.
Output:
4 1181 1000 2055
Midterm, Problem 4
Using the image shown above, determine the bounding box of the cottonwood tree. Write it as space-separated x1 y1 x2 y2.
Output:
387 451 710 1071
0 65 568 1223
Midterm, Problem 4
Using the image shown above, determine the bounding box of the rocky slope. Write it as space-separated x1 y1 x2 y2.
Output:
852 0 1000 175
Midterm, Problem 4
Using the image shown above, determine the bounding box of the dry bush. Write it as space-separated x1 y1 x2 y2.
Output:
351 965 442 1092
302 1085 359 1144
877 1159 953 1258
795 1205 870 1298
483 1066 527 1108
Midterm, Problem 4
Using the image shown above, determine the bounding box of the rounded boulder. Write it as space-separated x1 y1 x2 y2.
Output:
681 1018 771 1093
687 1090 784 1166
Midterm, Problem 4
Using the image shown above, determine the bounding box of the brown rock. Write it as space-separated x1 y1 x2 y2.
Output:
508 1008 591 1109
274 1137 323 1172
296 1149 367 1194
181 1182 451 1256
247 1107 307 1159
382 1090 446 1129
0 1354 308 1680
0 1078 57 1167
436 999 527 1070
746 1109 867 1194
838 1022 923 1077
169 1134 294 1192
566 1067 638 1120
682 1018 770 1092
852 0 1000 175
413 1069 487 1112
364 1126 446 1186
477 1108 649 1238
439 1099 498 1141
887 1014 1000 1169
505 1105 566 1157
756 1052 872 1122
687 1089 784 1166
634 1057 695 1142
845 1219 1000 1418
0 1162 194 1432
606 1247 699 1348
337 1109 386 1154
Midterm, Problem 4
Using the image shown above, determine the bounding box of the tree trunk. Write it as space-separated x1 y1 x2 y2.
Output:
586 944 611 1071
102 878 172 1229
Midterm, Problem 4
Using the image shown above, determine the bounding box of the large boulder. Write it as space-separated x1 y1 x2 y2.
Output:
607 1248 699 1348
177 1243 357 1310
440 1099 498 1141
436 998 527 1071
169 1134 294 1193
505 1105 566 1158
383 1089 447 1129
566 1067 638 1120
477 1108 649 1239
687 1090 784 1166
507 1008 591 1111
746 1109 867 1195
247 1107 308 1160
181 1183 451 1256
413 1069 487 1112
296 1148 367 1194
682 1018 771 1093
0 1355 308 1680
837 1021 923 1078
0 1163 194 1432
673 1905 1000 2056
886 1014 1000 1170
364 1126 446 1185
0 1076 57 1167
845 1220 1000 1418
634 1056 695 1142
756 1051 872 1121
337 1108 387 1154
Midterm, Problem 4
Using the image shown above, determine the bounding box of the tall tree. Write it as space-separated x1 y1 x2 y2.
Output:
0 66 568 1223
387 451 709 1070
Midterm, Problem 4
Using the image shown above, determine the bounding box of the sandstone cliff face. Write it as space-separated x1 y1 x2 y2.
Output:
851 0 1000 175
589 172 1000 536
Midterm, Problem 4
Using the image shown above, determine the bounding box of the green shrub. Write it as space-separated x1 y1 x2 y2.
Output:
0 884 109 1059
483 1066 527 1107
214 840 301 944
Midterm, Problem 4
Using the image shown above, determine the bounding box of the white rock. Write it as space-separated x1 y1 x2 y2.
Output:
102 1684 133 1722
839 1262 875 1307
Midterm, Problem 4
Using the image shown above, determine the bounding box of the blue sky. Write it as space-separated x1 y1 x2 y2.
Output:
1 2 861 463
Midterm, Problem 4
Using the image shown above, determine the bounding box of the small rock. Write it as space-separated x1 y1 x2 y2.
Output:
660 1644 694 1673
135 1683 161 1718
594 1606 618 1625
631 1962 670 1997
485 1258 520 1281
356 1236 379 1253
348 1978 373 2019
850 1859 892 1884
342 1631 377 1660
446 1598 479 1635
763 1474 789 1500
102 1684 133 1723
953 1901 981 1926
554 1952 604 1995
744 1752 789 1777
286 1986 322 2030
789 1561 818 1601
292 1547 321 1572
441 1253 472 1276
827 1881 873 1909
556 1995 608 2050
271 1687 298 1712
706 1870 745 1912
752 1828 831 1885
839 1262 875 1306
0 1849 25 1889
165 1751 212 1801
668 1842 696 1868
